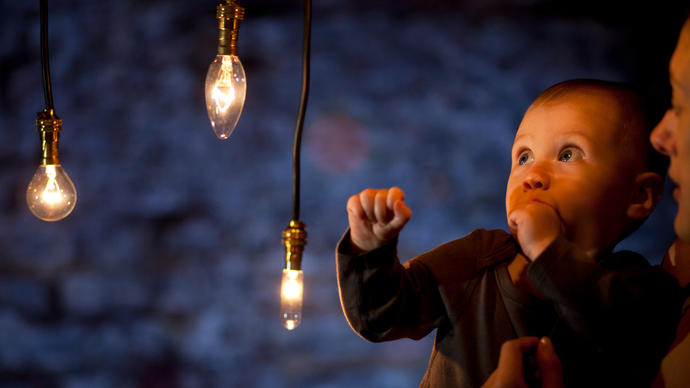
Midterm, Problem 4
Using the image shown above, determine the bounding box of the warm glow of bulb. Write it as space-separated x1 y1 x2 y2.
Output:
211 85 235 112
280 269 303 330
282 272 303 300
26 164 77 221
205 54 246 139
41 166 61 203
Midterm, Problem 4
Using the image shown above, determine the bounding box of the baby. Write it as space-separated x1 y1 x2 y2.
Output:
336 79 683 387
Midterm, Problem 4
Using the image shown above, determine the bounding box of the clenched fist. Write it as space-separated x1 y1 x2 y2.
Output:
346 187 412 253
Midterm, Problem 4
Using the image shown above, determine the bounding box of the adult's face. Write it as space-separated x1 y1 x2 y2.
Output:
651 20 690 242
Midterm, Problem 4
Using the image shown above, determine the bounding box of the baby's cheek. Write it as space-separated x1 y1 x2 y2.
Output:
506 186 527 211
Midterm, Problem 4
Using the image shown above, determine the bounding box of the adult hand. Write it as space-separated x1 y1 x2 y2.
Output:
508 202 563 261
482 337 564 388
346 187 412 253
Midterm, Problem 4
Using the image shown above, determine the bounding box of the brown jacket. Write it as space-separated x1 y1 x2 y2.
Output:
336 228 683 387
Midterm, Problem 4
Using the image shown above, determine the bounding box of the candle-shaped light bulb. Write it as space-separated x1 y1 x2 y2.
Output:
206 0 245 139
27 164 76 221
282 220 307 330
26 111 76 222
281 268 303 330
205 54 246 139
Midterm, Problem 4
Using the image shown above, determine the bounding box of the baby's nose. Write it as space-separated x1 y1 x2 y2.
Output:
523 180 543 189
522 166 550 190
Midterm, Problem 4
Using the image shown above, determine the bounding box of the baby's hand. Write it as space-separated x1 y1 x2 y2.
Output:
508 202 563 261
346 187 412 253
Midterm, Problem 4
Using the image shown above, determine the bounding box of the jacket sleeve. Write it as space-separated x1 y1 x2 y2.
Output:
335 229 445 342
528 236 683 386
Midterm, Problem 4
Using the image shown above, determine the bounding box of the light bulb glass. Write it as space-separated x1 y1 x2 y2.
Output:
205 54 246 139
26 164 77 221
280 269 303 330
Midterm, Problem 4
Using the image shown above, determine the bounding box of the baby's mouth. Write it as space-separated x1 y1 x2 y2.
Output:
531 198 552 207
530 198 567 226
530 198 556 212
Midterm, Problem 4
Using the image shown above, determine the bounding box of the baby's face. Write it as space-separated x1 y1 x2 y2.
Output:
505 92 637 255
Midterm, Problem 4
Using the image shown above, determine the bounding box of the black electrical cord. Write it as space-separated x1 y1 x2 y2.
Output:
40 0 55 112
291 0 311 221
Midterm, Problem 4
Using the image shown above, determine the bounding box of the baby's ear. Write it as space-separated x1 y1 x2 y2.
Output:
627 172 664 220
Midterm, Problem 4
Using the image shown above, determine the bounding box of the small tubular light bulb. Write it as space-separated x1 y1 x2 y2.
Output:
281 220 307 330
280 268 303 330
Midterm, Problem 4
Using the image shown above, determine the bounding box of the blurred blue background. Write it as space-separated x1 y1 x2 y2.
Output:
0 1 686 387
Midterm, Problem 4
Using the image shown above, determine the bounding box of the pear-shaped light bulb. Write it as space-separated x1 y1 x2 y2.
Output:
26 164 76 222
205 54 246 139
280 268 303 330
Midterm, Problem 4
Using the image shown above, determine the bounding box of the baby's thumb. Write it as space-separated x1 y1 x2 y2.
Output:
508 208 524 231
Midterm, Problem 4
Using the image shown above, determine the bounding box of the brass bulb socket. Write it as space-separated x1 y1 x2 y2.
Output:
36 109 62 165
283 220 307 271
216 0 244 56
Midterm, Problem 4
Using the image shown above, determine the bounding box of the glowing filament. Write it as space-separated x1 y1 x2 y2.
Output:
280 269 303 330
26 163 77 222
211 57 236 112
211 86 235 112
41 165 61 203
282 270 303 300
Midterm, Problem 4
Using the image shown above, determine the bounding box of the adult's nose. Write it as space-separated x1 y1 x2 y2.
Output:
650 109 676 157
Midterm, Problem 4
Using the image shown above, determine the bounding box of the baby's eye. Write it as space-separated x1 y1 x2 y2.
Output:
558 147 583 162
517 150 533 165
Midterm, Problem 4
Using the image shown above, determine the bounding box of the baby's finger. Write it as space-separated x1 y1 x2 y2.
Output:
374 189 389 223
359 189 377 221
346 194 366 220
389 199 412 231
387 187 405 210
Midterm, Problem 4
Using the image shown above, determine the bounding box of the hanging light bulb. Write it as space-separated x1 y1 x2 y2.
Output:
27 1 76 222
279 0 311 331
281 220 307 330
26 110 77 221
205 0 246 139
